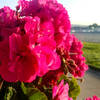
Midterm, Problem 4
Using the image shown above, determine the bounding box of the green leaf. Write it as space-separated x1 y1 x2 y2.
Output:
58 75 80 100
57 74 67 84
4 87 16 100
29 89 48 100
21 83 48 100
68 77 80 100
21 82 27 95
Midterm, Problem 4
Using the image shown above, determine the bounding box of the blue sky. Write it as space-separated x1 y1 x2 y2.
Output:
0 0 18 9
0 0 100 25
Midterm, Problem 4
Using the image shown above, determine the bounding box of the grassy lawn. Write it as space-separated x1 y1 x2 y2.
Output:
83 42 100 69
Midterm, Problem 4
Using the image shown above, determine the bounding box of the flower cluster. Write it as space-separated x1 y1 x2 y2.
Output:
86 96 100 100
0 7 61 82
0 0 89 100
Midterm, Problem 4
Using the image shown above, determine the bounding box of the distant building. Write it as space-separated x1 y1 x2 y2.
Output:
95 26 100 32
71 25 100 33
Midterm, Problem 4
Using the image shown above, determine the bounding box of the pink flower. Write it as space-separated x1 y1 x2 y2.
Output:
34 46 61 76
69 35 88 77
37 36 56 50
24 16 40 35
0 12 61 82
18 0 71 50
0 7 17 27
56 33 88 77
40 21 54 38
0 33 39 82
55 33 73 50
0 39 9 73
86 96 100 100
42 68 64 86
0 0 88 83
18 0 57 16
52 80 73 100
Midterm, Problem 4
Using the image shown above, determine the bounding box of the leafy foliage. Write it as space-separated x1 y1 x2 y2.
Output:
21 83 48 100
58 75 80 100
68 77 80 100
4 87 15 100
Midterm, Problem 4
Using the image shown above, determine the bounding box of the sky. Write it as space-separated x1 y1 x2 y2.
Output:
0 0 100 25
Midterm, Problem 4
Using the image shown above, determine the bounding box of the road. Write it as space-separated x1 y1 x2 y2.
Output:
77 68 100 100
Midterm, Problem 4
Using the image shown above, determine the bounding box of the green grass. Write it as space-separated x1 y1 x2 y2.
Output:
83 42 100 69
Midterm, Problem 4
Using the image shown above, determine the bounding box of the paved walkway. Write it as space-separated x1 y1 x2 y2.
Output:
77 68 100 100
